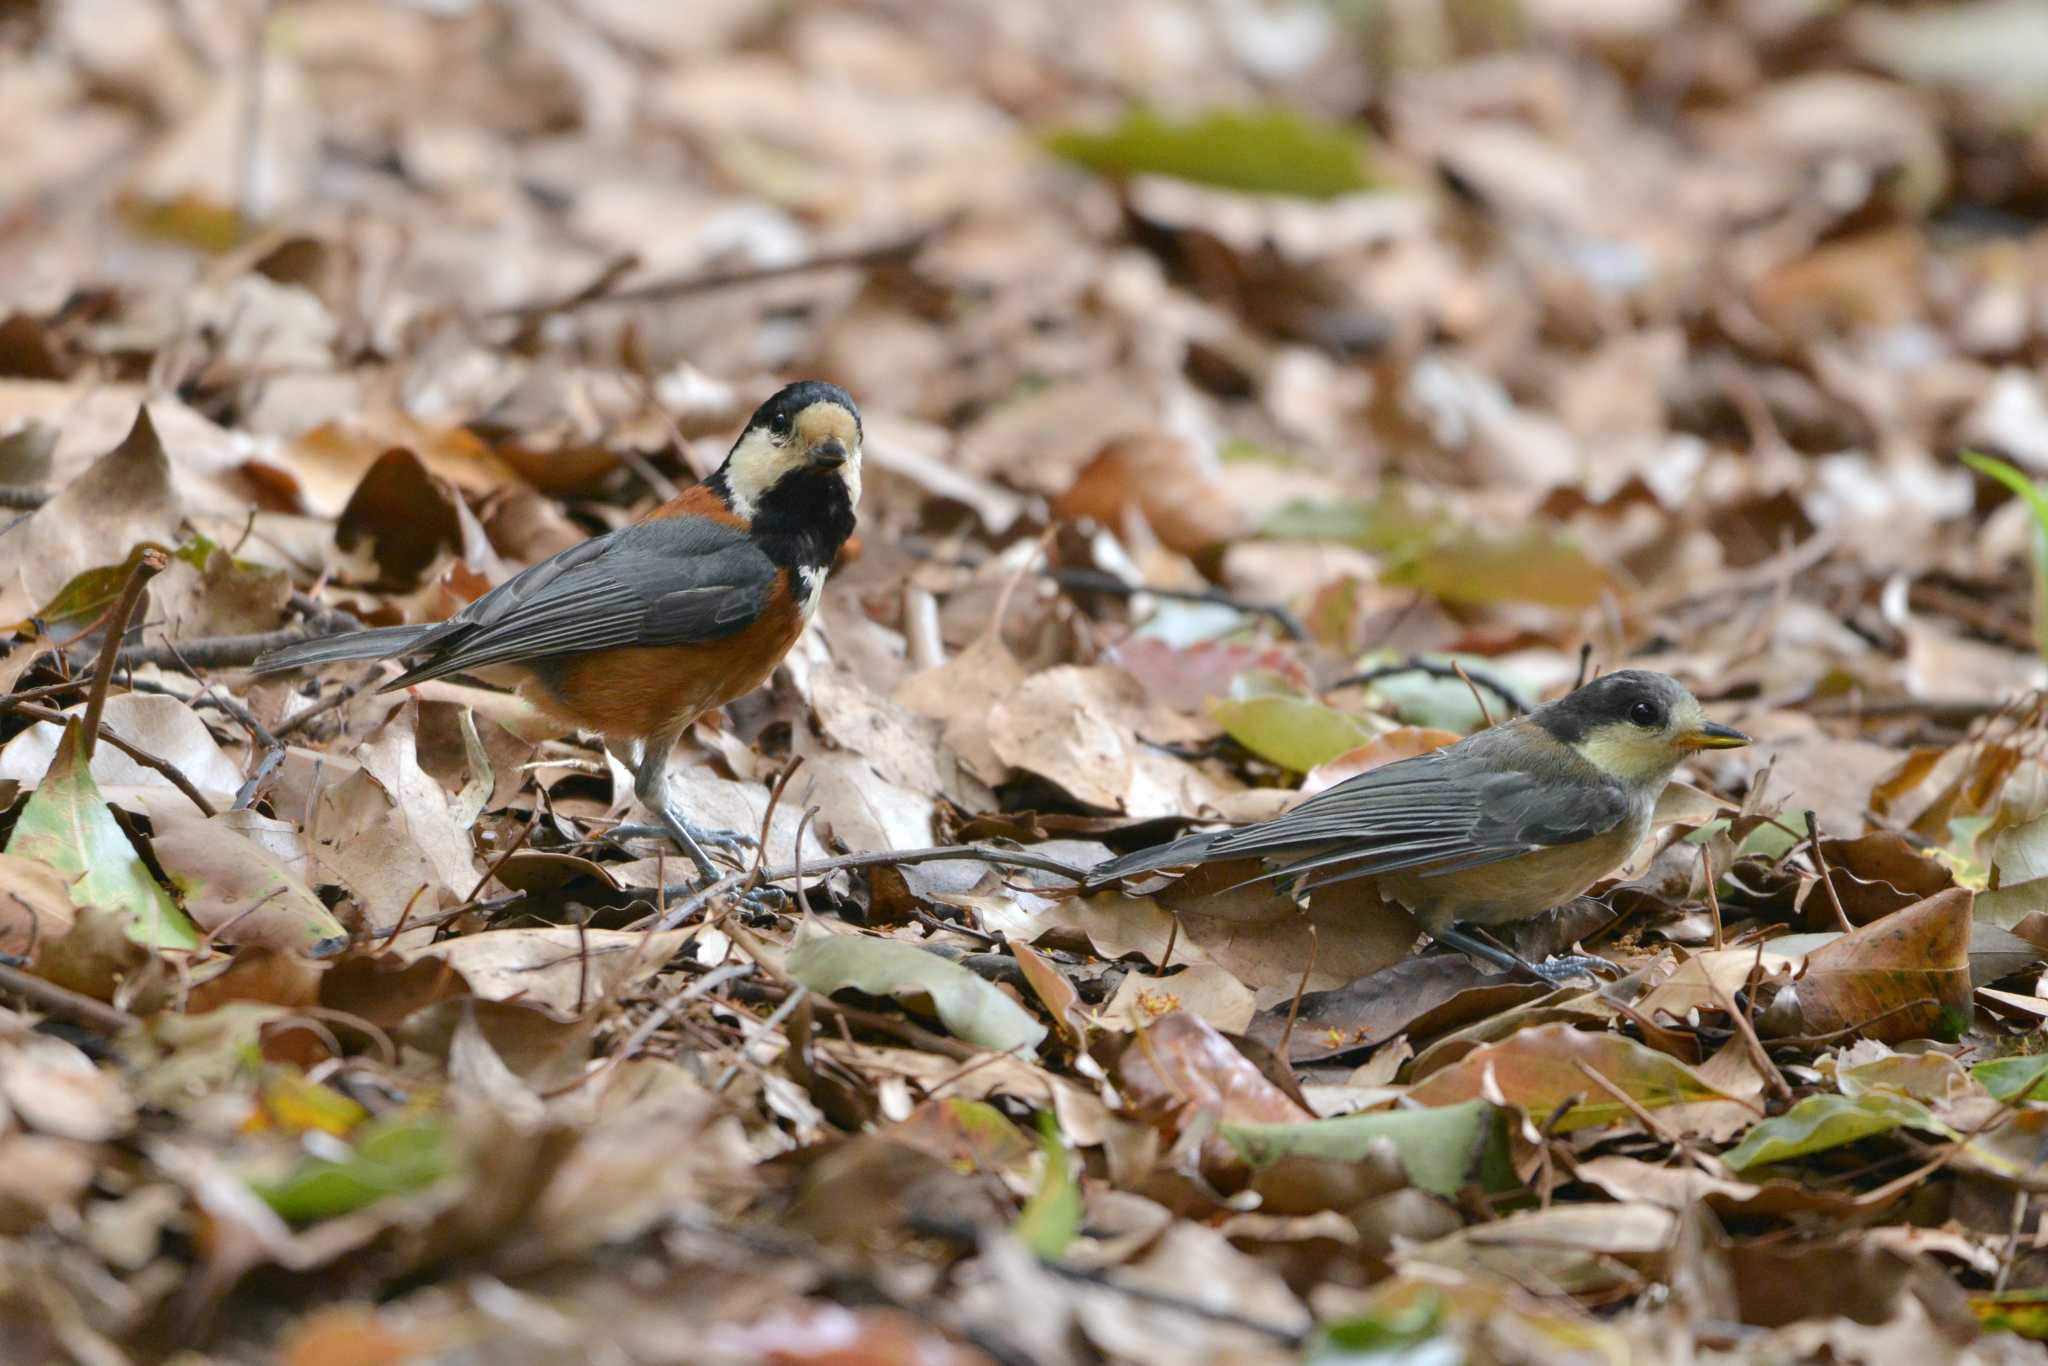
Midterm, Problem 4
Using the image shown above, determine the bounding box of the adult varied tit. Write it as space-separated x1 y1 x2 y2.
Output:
1089 670 1749 984
253 380 863 881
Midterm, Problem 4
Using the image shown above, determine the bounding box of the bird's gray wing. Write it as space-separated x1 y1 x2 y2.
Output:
1094 734 1631 890
1242 747 1633 890
382 517 778 689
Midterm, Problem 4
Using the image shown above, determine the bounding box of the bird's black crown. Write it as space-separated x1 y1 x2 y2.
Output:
1533 669 1688 744
745 380 861 443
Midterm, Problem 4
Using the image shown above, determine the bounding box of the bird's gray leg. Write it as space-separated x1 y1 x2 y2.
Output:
1428 924 1614 987
610 736 756 880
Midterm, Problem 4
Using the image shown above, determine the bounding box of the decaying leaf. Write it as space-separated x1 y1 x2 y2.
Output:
5 719 198 950
788 930 1049 1054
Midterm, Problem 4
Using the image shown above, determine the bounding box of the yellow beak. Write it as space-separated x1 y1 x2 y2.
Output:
1680 721 1750 751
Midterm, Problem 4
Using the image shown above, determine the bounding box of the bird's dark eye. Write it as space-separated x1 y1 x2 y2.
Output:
1628 700 1662 728
769 411 792 436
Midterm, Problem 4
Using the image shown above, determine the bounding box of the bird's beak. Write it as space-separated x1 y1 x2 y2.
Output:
1680 721 1750 751
810 438 848 468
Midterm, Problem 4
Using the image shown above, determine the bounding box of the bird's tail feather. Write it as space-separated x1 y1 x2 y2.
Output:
1087 829 1222 889
251 624 439 675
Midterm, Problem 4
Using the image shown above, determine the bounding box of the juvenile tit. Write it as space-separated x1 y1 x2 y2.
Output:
1090 670 1749 984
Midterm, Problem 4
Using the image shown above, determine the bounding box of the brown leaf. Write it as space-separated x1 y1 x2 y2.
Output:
988 665 1233 818
149 807 348 956
1055 429 1251 555
404 927 687 1022
0 1035 135 1141
0 406 180 625
334 447 489 591
1114 1009 1311 1187
1759 887 1974 1045
1406 1023 1745 1135
0 851 77 961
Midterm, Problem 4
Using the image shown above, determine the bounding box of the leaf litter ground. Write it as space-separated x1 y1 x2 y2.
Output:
8 1 2048 1362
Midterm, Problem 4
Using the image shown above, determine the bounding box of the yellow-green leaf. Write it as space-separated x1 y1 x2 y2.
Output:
6 719 198 950
1046 106 1378 200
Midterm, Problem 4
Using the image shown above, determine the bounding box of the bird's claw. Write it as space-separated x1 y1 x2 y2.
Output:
733 885 789 924
599 818 759 878
1524 953 1617 987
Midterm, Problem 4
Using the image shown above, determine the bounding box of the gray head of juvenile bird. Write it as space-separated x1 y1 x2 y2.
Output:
1526 668 1749 787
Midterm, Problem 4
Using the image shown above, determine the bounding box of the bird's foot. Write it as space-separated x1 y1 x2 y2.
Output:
733 884 790 925
600 818 757 874
1522 953 1617 987
603 821 757 854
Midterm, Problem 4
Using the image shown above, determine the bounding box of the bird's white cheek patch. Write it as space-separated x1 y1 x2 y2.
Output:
799 565 827 622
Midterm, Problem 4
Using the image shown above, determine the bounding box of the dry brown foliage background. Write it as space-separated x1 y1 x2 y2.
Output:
8 1 2048 1362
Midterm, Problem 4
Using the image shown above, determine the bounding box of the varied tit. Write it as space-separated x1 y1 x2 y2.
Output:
256 380 863 881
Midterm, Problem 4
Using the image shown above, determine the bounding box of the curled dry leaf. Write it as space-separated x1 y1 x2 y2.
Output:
988 665 1232 818
0 692 246 811
0 406 180 626
1054 429 1251 556
406 927 688 1023
1758 887 1974 1045
787 930 1049 1054
146 808 348 957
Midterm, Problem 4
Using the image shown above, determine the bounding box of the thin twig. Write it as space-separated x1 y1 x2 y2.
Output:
287 591 366 635
1704 961 1793 1106
82 549 167 763
1328 658 1531 715
647 843 1088 931
1452 660 1496 728
111 626 314 671
1277 921 1317 1063
159 638 285 811
12 702 218 816
1699 844 1724 951
1803 809 1854 933
0 962 139 1034
1048 566 1308 641
488 221 943 318
272 663 384 738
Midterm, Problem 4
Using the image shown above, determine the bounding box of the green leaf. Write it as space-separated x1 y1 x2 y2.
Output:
1973 1289 2048 1341
251 1111 454 1222
1260 492 1617 610
34 542 175 632
1210 694 1379 773
1721 1092 1951 1172
1046 106 1378 200
1974 1054 2048 1103
1384 527 1619 611
1222 1100 1513 1198
1964 451 2048 661
1310 1286 1448 1360
6 719 199 950
1014 1113 1081 1259
788 933 1049 1054
1344 654 1519 733
1260 491 1442 556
